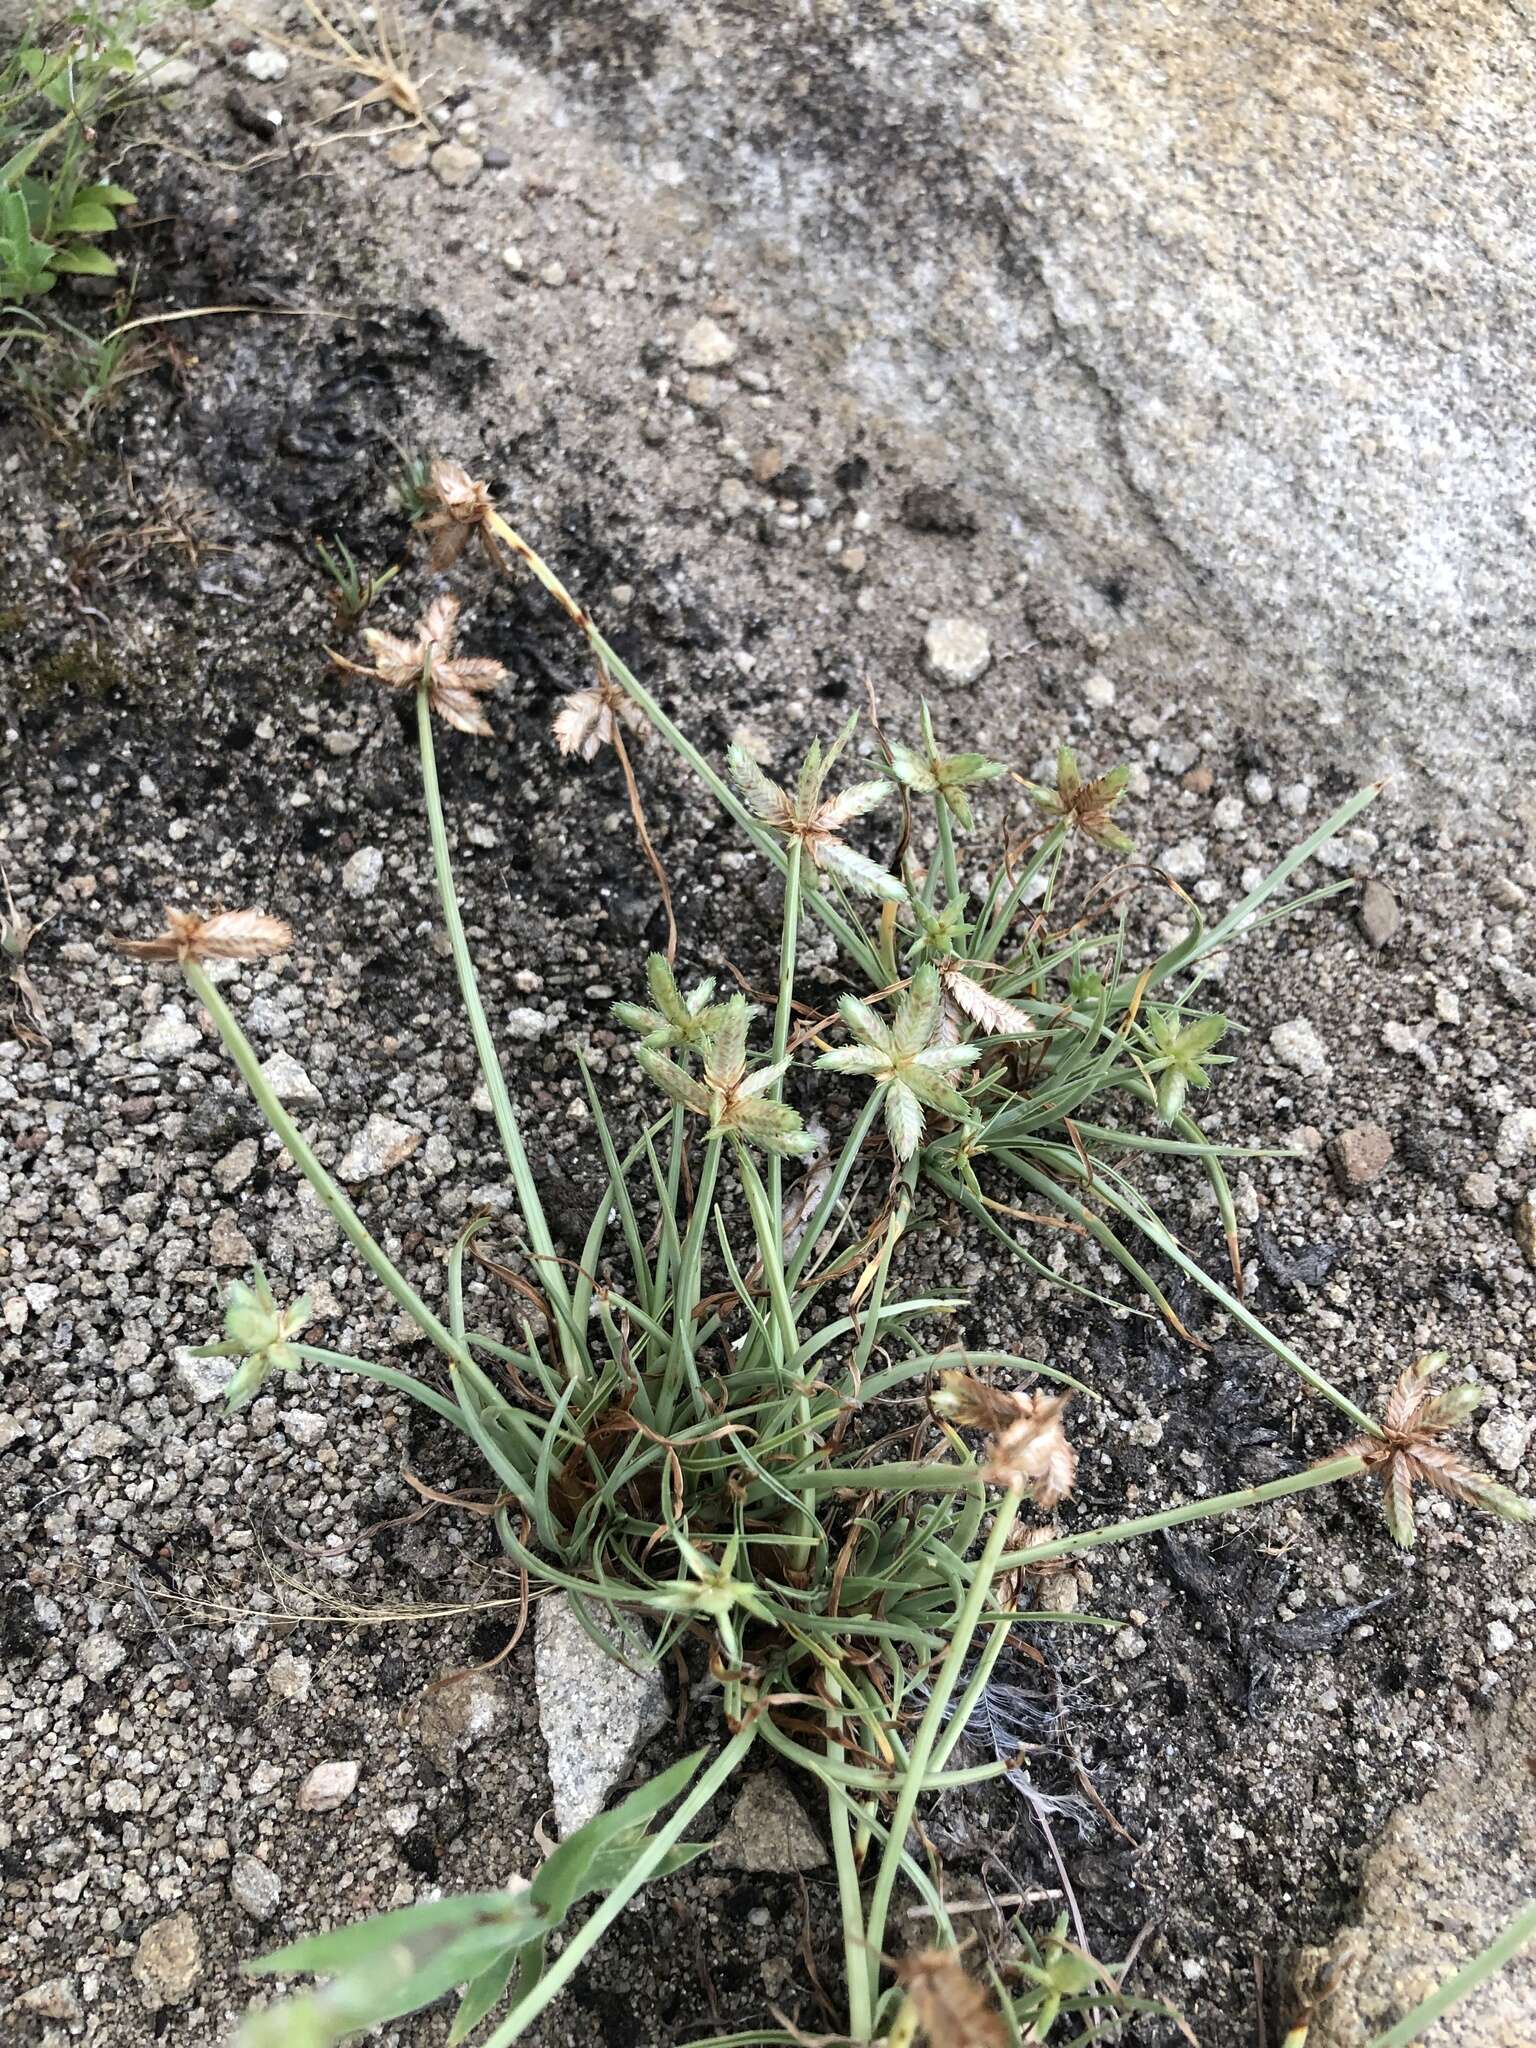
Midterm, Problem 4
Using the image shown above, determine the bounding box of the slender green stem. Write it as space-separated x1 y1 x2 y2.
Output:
1367 1898 1536 2048
849 1162 913 1383
182 961 462 1360
288 1343 467 1432
479 1724 759 2047
785 1089 882 1291
659 1135 722 1430
935 793 959 905
769 837 802 1216
416 694 580 1378
862 1496 1020 2004
996 1453 1367 1572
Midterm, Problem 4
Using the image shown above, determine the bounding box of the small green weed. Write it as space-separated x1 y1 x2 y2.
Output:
313 533 399 631
108 470 1532 2045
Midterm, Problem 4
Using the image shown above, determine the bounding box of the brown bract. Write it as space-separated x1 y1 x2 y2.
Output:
895 1946 1009 2047
346 594 507 737
113 907 293 964
553 675 651 761
418 457 498 569
933 1372 1077 1508
1337 1352 1533 1548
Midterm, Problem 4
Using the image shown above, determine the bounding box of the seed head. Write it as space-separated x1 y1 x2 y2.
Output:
1337 1351 1533 1548
340 593 506 736
637 993 814 1155
1023 745 1133 853
933 1371 1077 1507
190 1264 312 1410
881 701 1008 831
416 457 498 569
113 907 293 964
553 674 650 761
727 714 904 901
817 964 978 1160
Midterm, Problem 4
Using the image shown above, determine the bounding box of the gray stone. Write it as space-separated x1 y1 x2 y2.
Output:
1357 880 1401 950
550 7 1536 802
243 46 288 82
175 1347 234 1404
258 1050 322 1107
338 1114 421 1181
418 1670 511 1761
341 846 384 899
231 1853 282 1923
1270 1018 1329 1078
1493 1107 1536 1169
215 1137 259 1192
132 1913 203 2010
281 1409 327 1449
712 1773 828 1873
1476 1408 1531 1476
535 1594 668 1838
505 1006 550 1041
1160 836 1207 881
140 1005 200 1061
17 1977 80 2021
923 616 992 686
266 1650 312 1702
1300 1686 1536 2046
680 315 738 369
298 1760 360 1812
387 134 431 173
430 141 483 189
77 1632 126 1683
1328 1123 1394 1191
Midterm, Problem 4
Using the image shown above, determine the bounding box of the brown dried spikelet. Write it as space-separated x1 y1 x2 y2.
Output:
552 675 651 761
896 1947 1009 2047
417 457 498 569
933 1371 1076 1509
339 593 507 737
112 908 293 964
1335 1351 1534 1547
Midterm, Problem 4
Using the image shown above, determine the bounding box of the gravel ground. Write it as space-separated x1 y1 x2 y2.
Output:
1 8 1533 2045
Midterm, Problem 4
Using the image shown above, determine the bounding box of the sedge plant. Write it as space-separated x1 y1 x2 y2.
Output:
111 544 1530 2043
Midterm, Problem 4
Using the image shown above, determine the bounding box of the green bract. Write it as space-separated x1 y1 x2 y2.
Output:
192 1264 311 1410
882 700 1007 832
818 964 979 1161
726 714 905 902
636 992 814 1154
1140 1008 1231 1125
612 952 730 1053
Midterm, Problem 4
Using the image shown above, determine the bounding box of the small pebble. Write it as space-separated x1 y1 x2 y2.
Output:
339 1114 422 1180
298 1760 360 1812
132 1914 203 2010
342 846 385 898
1328 1123 1393 1190
1160 837 1207 881
1357 878 1400 949
680 315 737 368
140 1005 201 1061
923 616 991 687
1270 1018 1329 1078
243 47 289 82
430 141 483 189
231 1854 282 1923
